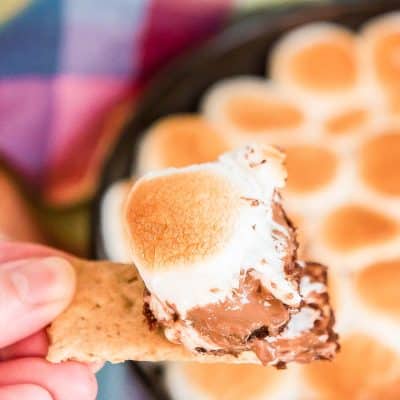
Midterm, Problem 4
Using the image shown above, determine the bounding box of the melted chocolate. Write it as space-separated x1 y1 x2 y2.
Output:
144 262 338 366
187 273 289 349
142 195 338 366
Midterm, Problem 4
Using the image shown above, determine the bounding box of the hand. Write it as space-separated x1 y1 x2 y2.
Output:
0 241 98 400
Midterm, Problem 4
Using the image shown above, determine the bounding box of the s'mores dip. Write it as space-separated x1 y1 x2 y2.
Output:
125 144 338 367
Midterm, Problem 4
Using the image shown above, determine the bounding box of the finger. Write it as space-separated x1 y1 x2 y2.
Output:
0 384 52 400
0 257 76 348
0 331 48 361
90 361 105 373
0 241 65 264
0 358 97 400
0 331 104 373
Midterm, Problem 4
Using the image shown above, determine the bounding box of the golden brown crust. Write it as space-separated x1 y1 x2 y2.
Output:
138 115 230 173
372 26 400 88
360 130 400 196
225 94 303 132
356 259 400 317
324 108 369 135
289 32 357 91
304 333 400 400
179 363 283 399
322 204 398 251
285 145 338 193
125 171 240 271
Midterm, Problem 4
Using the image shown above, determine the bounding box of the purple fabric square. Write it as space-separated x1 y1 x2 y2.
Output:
0 78 52 184
48 76 127 155
60 0 149 76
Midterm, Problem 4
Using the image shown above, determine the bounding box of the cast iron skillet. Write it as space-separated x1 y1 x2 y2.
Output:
92 1 400 398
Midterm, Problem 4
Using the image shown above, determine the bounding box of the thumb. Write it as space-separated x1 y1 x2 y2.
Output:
0 257 75 348
0 384 52 400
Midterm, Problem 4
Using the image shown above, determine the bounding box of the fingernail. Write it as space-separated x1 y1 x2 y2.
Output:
8 257 75 305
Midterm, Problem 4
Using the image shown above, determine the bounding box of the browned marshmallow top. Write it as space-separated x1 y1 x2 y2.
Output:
126 170 240 270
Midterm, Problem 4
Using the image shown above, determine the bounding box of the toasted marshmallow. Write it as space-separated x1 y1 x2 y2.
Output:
135 115 230 175
356 259 400 318
304 333 400 399
201 77 307 143
360 12 400 89
125 145 299 319
165 362 284 400
270 22 360 106
359 12 400 117
100 180 133 263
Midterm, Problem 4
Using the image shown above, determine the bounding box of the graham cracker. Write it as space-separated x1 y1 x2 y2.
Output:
47 258 259 364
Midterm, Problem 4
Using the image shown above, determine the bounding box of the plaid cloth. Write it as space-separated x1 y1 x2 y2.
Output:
0 0 231 206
